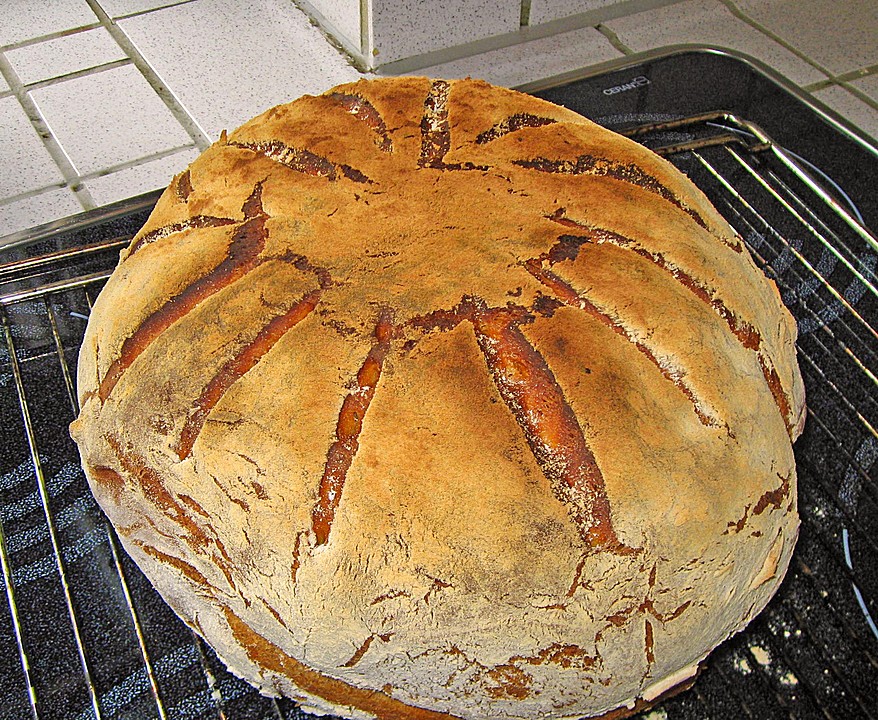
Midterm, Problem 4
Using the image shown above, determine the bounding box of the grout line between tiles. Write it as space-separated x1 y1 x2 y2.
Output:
111 0 200 22
837 82 878 114
0 143 197 210
802 64 878 92
718 0 833 79
23 58 133 93
359 0 370 59
837 63 878 82
520 0 532 27
0 50 97 212
78 142 197 181
802 78 835 93
0 183 69 209
0 23 104 53
0 89 14 101
801 63 878 113
83 0 213 151
595 24 633 55
291 0 370 72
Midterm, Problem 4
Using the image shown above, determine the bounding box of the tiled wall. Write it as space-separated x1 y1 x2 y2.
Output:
1 0 876 246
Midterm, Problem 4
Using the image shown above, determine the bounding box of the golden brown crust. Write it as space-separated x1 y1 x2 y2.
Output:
70 77 803 720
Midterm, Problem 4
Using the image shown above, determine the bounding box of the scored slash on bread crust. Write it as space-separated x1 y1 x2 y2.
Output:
70 77 804 720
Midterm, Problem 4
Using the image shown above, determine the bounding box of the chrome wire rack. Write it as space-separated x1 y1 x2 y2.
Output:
1 112 877 720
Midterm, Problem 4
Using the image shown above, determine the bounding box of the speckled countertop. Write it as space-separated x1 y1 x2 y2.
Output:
1 0 876 246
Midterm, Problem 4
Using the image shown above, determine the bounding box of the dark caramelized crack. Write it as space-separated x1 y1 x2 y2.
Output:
517 156 710 231
408 306 467 333
418 80 488 172
126 215 237 257
107 433 206 544
311 309 395 545
87 464 126 503
371 589 410 605
522 643 599 670
652 600 691 623
419 80 451 167
408 296 630 551
262 598 292 632
566 555 591 597
229 139 335 178
223 607 465 720
475 113 558 144
752 473 791 516
547 210 795 431
644 618 655 667
342 634 376 667
548 211 763 345
175 169 193 202
485 664 533 699
98 183 269 403
484 643 600 700
179 494 210 517
326 91 393 152
523 260 720 429
139 544 212 588
727 505 750 534
229 139 372 183
466 297 620 551
339 163 371 183
108 434 238 588
175 287 322 459
758 355 794 434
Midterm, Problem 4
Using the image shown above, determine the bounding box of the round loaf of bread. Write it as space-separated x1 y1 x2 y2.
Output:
70 77 805 720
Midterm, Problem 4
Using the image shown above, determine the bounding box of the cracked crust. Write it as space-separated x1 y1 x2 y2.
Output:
70 77 803 720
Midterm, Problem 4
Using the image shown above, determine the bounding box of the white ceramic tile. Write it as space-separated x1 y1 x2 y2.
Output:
119 0 361 139
29 64 192 175
0 97 65 198
86 146 201 205
370 0 520 66
0 0 98 46
734 0 878 77
812 85 878 145
6 28 127 86
97 0 193 16
604 0 826 87
307 0 362 52
404 26 622 90
529 0 627 25
0 188 82 242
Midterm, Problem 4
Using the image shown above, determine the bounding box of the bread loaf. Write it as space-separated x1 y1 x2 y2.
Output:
70 77 805 720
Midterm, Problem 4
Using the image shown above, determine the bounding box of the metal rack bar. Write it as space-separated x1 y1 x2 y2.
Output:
761 164 878 289
621 111 878 253
106 532 169 720
1 270 114 306
0 237 127 282
724 145 877 301
48 284 171 720
44 298 77 414
0 498 38 719
193 633 228 720
694 152 877 344
1 306 102 719
725 202 878 425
